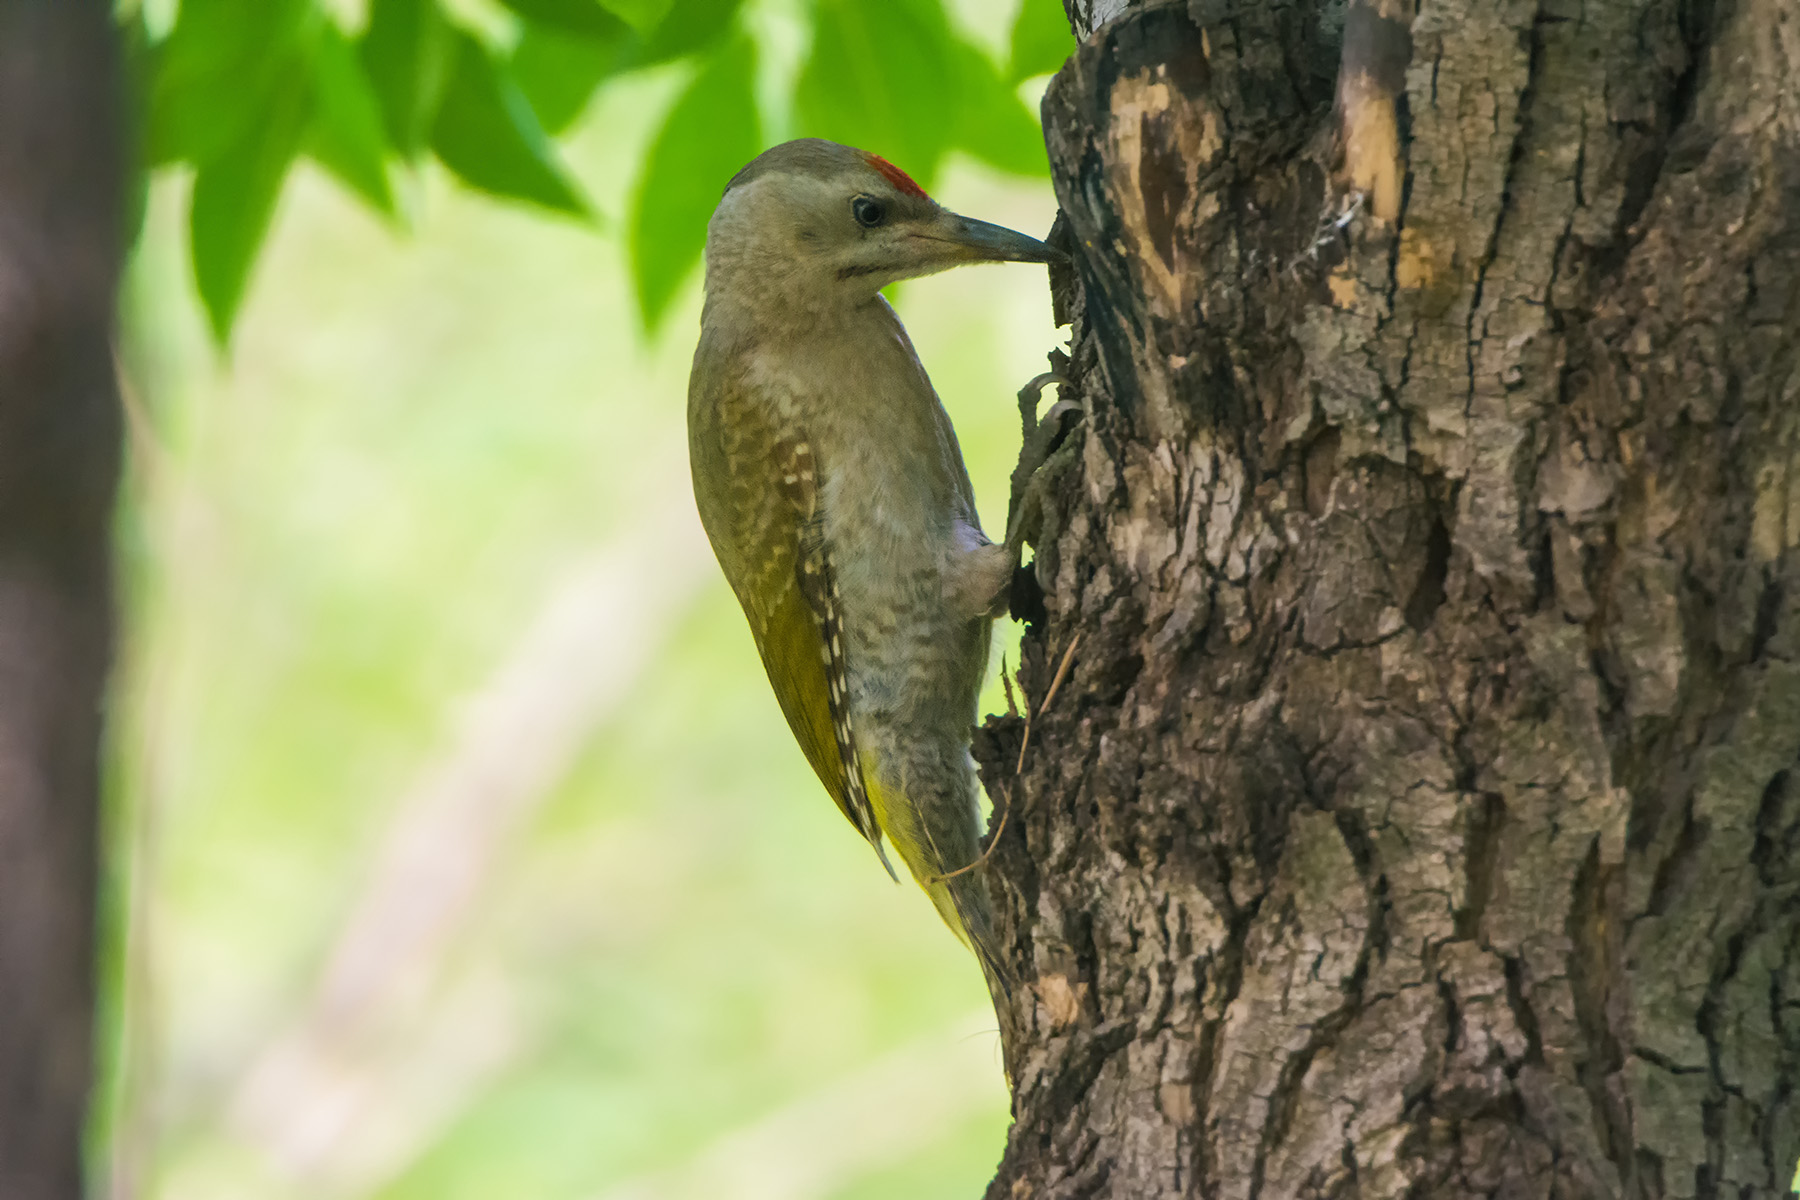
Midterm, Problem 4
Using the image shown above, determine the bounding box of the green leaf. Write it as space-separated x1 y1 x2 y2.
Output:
950 38 1045 177
190 58 312 341
430 30 590 216
306 24 396 214
596 0 673 32
360 0 456 156
147 0 313 166
1008 0 1074 82
494 0 629 39
794 0 958 189
635 0 744 65
632 37 759 330
509 0 741 134
511 21 630 135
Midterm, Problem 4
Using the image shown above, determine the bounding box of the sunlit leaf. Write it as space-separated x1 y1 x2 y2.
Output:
635 0 744 65
510 0 739 134
431 30 590 217
495 0 629 39
307 24 396 215
632 36 759 330
190 60 311 341
950 38 1045 177
511 21 630 135
597 0 673 32
1008 0 1074 82
794 0 957 188
147 0 313 166
361 0 457 156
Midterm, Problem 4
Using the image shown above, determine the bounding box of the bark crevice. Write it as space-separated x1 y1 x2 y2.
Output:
985 0 1800 1194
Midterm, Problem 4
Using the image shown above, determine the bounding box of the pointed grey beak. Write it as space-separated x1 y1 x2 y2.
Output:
936 213 1061 264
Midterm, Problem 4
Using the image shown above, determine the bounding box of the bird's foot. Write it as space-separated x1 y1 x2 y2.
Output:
1004 370 1082 556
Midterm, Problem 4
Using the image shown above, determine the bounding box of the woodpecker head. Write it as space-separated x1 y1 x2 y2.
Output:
703 138 1057 314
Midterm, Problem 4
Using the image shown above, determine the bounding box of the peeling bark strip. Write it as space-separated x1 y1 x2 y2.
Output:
1336 0 1412 222
0 3 124 1198
977 0 1800 1196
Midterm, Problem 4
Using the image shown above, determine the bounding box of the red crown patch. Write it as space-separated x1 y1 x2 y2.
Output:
863 152 929 200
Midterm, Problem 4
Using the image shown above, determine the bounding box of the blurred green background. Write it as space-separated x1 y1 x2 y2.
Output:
104 1 1065 1196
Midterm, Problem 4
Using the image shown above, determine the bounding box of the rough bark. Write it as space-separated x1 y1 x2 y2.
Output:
977 0 1800 1195
0 2 124 1197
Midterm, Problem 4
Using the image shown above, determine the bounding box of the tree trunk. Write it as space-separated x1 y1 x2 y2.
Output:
0 3 124 1197
977 0 1800 1195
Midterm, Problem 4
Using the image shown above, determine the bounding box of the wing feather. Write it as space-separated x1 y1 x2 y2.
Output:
689 375 895 877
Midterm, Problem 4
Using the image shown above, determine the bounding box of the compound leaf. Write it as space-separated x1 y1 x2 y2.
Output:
430 29 590 217
794 0 957 189
1008 0 1074 82
190 58 311 341
360 0 456 156
950 36 1045 176
307 23 396 215
632 36 759 330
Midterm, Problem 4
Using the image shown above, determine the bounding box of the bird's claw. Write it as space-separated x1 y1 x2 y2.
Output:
1004 370 1082 555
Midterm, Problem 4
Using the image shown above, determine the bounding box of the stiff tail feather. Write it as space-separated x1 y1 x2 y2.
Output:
864 766 1012 1003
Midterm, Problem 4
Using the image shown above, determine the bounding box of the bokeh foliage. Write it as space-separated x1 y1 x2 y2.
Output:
129 0 1075 339
112 6 1074 1194
109 76 1063 1197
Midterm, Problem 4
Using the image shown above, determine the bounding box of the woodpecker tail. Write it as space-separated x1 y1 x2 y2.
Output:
952 877 1013 1005
924 850 1013 1006
863 761 1012 1005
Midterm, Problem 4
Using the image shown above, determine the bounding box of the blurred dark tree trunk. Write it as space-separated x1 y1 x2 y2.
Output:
978 0 1800 1195
0 2 123 1197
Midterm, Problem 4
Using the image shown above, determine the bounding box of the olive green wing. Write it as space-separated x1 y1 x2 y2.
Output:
688 386 895 878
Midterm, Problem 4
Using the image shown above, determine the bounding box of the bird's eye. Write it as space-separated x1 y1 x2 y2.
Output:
852 196 886 228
